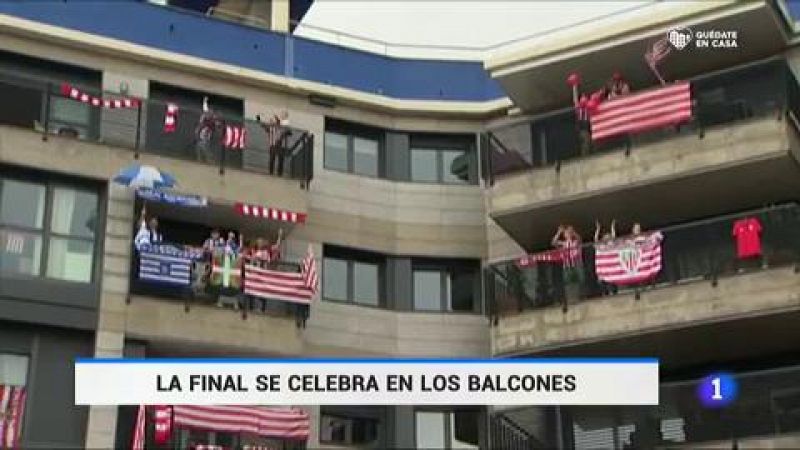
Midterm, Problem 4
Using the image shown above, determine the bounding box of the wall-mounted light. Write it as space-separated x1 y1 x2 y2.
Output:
309 94 336 108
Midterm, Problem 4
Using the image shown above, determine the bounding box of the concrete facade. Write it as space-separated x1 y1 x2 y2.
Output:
492 266 800 356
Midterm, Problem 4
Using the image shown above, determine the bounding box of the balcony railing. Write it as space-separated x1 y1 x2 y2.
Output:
129 245 310 327
562 364 800 449
0 72 314 187
487 203 800 318
484 58 798 184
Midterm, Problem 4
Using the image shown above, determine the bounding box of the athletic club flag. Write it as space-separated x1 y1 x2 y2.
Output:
595 232 664 285
0 384 27 450
243 264 314 305
589 81 691 141
131 405 146 450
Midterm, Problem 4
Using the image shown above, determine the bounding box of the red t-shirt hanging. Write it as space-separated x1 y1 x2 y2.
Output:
732 217 762 259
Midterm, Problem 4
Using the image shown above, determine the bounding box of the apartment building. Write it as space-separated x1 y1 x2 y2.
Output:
0 1 797 449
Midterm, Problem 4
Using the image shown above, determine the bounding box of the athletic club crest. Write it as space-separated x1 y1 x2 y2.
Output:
668 27 693 50
618 245 642 274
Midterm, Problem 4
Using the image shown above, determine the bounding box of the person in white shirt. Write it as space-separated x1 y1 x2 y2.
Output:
134 206 163 251
257 110 291 176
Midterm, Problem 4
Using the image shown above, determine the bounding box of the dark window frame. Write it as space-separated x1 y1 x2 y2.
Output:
323 122 385 178
0 176 100 284
319 411 382 446
411 259 481 313
322 245 386 308
409 134 478 185
0 166 105 311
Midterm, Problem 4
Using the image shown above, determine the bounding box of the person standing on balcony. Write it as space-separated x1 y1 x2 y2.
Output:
268 228 284 266
195 96 220 164
257 111 291 176
552 224 584 302
594 219 619 296
134 206 163 251
606 72 631 99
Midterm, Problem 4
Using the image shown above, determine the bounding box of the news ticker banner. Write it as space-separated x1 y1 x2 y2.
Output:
75 358 659 406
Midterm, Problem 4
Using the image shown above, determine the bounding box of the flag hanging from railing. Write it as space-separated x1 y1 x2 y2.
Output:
0 384 27 450
595 232 664 285
243 264 313 305
164 103 179 133
171 405 309 440
589 81 692 141
224 125 247 149
302 245 318 293
60 83 140 109
211 253 242 289
131 405 146 450
138 245 193 286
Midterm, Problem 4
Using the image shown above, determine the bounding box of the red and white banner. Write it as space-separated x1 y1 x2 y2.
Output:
590 82 691 141
172 405 309 440
131 405 146 450
164 103 179 133
595 232 664 285
60 83 140 109
0 384 27 450
235 203 307 224
516 248 565 267
224 125 247 149
154 404 172 444
243 264 314 305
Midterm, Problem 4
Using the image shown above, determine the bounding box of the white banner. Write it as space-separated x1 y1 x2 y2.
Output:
74 358 658 406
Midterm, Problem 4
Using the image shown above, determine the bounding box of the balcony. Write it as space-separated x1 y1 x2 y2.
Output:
0 71 314 187
494 364 800 449
485 59 800 249
123 194 312 354
488 204 800 358
484 0 786 112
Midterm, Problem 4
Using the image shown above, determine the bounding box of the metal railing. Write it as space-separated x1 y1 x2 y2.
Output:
487 203 800 318
489 414 546 450
484 59 794 184
0 73 314 188
129 247 310 326
561 364 800 449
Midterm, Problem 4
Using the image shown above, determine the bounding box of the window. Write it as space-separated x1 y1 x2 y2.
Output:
0 176 99 283
416 410 480 449
323 257 348 301
353 137 379 177
320 413 380 446
0 354 28 386
410 135 477 184
324 132 349 172
323 246 384 307
48 96 94 138
412 262 479 313
324 120 383 177
413 270 441 311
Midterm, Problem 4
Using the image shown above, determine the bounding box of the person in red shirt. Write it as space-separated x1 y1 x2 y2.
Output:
732 217 763 271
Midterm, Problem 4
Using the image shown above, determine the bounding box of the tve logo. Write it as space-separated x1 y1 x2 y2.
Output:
668 27 693 50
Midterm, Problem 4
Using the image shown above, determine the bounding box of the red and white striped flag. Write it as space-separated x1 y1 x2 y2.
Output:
0 385 26 450
302 244 318 294
131 404 146 450
172 405 309 440
224 125 247 149
589 81 691 141
244 264 314 305
153 405 172 445
595 232 663 285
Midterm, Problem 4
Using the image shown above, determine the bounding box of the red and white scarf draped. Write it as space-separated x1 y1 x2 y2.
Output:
0 384 27 450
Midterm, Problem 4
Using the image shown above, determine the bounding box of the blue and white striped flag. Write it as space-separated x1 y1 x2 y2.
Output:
138 245 192 286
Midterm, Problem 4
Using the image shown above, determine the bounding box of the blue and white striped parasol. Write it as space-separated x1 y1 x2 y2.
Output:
113 164 177 190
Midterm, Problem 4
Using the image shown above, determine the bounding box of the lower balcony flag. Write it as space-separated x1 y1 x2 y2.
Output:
138 245 193 286
243 264 314 305
164 103 179 133
0 384 27 450
131 405 145 450
211 253 242 290
595 232 664 285
224 125 247 149
153 405 172 445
